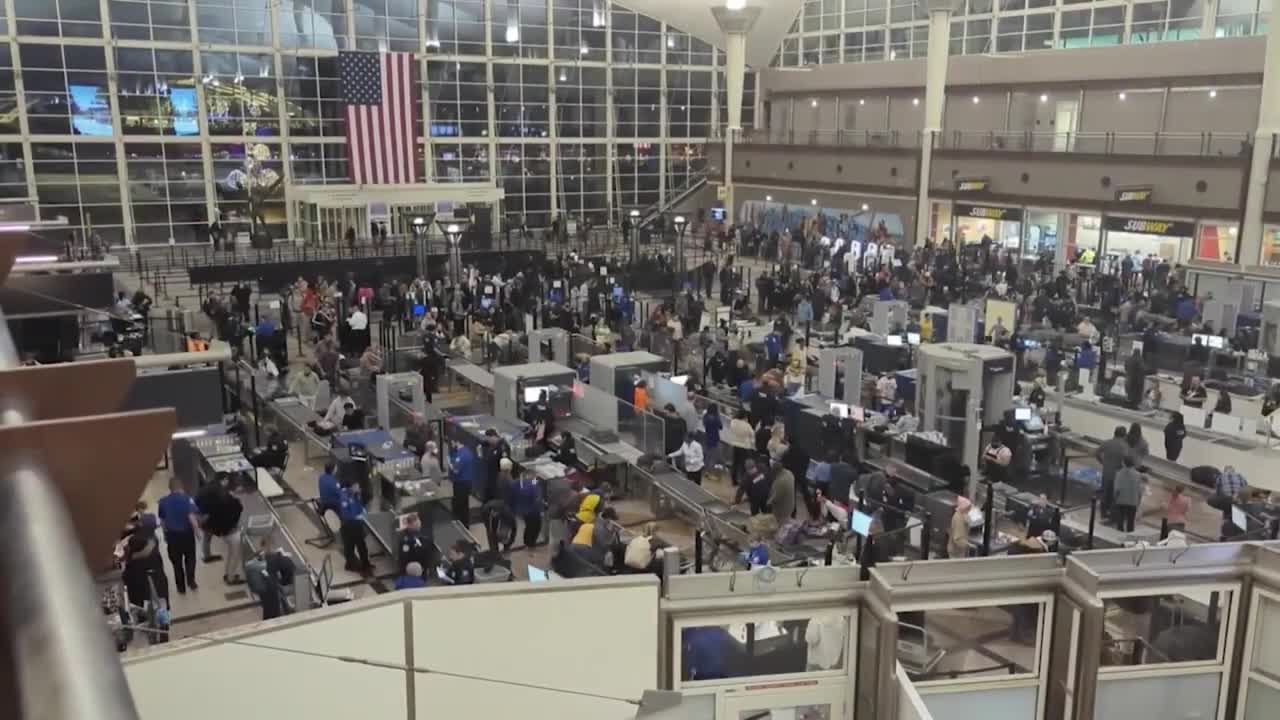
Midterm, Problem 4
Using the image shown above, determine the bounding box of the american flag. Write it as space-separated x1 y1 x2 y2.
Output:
340 50 417 185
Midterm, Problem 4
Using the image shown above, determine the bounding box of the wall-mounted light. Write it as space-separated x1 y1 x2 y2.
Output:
858 99 865 106
810 198 818 205
1039 94 1048 103
861 203 869 211
972 96 980 104
726 0 747 9
1118 92 1127 101
912 98 919 106
810 98 818 107
1209 89 1217 99
766 195 773 201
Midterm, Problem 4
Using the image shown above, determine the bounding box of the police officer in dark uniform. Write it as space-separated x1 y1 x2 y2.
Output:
398 512 436 575
338 484 372 574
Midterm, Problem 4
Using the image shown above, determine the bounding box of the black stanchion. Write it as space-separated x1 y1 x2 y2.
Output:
920 514 932 560
1087 495 1098 550
981 481 994 556
1160 517 1170 540
694 532 703 574
859 535 874 580
249 371 262 447
217 362 229 415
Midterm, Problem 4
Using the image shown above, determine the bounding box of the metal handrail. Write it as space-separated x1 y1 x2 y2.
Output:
0 317 142 719
738 128 1251 157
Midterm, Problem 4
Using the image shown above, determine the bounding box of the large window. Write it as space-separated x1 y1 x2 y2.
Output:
492 0 548 58
353 0 419 52
0 46 18 135
282 56 345 138
108 0 192 42
611 6 662 64
555 65 607 139
558 141 607 223
290 142 350 185
613 68 661 138
1060 5 1128 48
0 144 28 201
124 142 208 244
553 0 607 61
200 52 279 136
433 141 489 181
195 0 270 47
667 70 712 138
31 142 126 246
277 0 346 50
615 141 659 209
1216 0 1270 36
14 0 102 38
427 60 488 138
497 143 550 227
493 63 549 138
21 44 112 137
426 0 486 55
676 612 850 685
115 48 198 137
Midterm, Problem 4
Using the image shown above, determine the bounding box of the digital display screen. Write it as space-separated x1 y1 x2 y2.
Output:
670 375 688 386
70 85 113 136
1193 333 1226 349
412 304 425 317
612 286 623 300
886 335 904 346
1015 407 1032 421
523 386 548 403
171 88 199 136
1232 505 1248 530
907 332 921 345
710 207 726 221
849 510 874 536
829 402 849 418
527 566 548 582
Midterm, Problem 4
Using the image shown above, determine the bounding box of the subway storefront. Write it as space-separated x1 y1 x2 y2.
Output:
1099 214 1197 273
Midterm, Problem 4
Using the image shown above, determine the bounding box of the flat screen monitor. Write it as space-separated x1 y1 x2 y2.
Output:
523 386 548 403
412 304 426 317
710 207 726 221
1232 505 1249 530
599 266 608 277
829 402 850 418
886 335 904 346
527 566 548 582
1014 407 1033 421
849 510 874 536
670 374 688 386
612 286 624 299
907 332 921 346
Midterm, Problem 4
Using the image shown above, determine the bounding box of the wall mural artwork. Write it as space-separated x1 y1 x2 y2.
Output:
738 199 906 246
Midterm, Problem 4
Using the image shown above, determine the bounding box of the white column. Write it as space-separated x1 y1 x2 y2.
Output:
1239 14 1280 267
712 5 762 228
915 0 957 246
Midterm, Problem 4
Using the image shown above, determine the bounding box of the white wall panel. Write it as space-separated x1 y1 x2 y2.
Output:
126 605 407 720
411 581 659 719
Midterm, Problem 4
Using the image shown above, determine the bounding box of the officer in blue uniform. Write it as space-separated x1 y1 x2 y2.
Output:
338 484 372 574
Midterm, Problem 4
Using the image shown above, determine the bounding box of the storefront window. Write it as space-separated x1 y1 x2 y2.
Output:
1100 215 1194 273
1065 213 1101 265
1195 221 1239 262
1024 209 1060 264
1261 225 1280 267
678 614 849 684
929 199 951 245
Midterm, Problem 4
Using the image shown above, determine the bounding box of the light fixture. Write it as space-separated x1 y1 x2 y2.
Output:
505 25 519 43
1039 94 1048 103
673 214 687 228
0 224 33 233
559 70 567 82
14 254 58 263
580 44 589 55
171 429 209 439
811 198 818 205
972 96 980 104
889 50 897 60
726 0 747 9
629 209 641 218
1118 92 1127 101
861 203 869 211
859 99 865 106
667 37 675 48
810 98 818 107
912 98 919 106
765 195 773 201
1209 89 1217 98
447 223 460 234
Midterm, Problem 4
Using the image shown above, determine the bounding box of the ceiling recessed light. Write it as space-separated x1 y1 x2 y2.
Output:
1118 92 1127 100
1209 89 1217 98
1039 94 1048 103
972 96 980 104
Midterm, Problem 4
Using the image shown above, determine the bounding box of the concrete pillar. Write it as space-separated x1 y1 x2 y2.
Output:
712 5 762 227
914 0 959 245
1240 15 1280 267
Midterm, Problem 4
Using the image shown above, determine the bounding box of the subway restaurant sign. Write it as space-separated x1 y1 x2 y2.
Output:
954 203 1024 222
1114 186 1154 204
955 177 990 193
1103 215 1195 237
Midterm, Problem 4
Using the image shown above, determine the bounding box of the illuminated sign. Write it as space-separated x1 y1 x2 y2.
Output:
1114 186 1154 203
955 177 990 193
1103 215 1195 237
954 203 1024 222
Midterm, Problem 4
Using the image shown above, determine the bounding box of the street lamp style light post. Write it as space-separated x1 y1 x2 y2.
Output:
672 214 688 298
435 216 470 287
626 208 642 262
411 211 436 277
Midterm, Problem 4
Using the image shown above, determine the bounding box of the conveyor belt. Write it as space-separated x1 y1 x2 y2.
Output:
1060 395 1254 450
448 360 495 390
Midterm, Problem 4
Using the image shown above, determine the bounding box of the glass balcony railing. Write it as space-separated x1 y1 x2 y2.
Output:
737 128 1253 157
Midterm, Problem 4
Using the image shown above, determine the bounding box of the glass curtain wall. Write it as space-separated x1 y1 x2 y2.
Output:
0 0 740 246
775 0 1256 67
